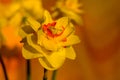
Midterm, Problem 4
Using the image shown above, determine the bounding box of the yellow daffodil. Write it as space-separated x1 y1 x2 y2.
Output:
52 0 83 25
19 10 80 70
0 0 44 27
13 0 43 18
0 0 44 48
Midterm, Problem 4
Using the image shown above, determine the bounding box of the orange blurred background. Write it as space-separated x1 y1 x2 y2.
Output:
1 0 120 80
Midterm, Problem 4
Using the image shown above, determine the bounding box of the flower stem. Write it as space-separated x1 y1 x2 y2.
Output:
0 53 8 80
43 68 48 80
52 70 57 80
27 60 30 80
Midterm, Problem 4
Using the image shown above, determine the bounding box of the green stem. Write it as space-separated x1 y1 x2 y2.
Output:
52 70 57 80
43 68 48 80
0 53 8 80
27 60 30 80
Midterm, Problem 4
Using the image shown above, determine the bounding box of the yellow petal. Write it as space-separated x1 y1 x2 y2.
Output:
55 23 74 41
57 2 83 25
51 11 59 19
37 29 45 44
22 0 44 19
64 10 83 25
68 13 83 25
22 43 43 59
42 39 59 51
38 48 66 70
22 0 37 10
26 34 44 54
65 46 76 60
60 35 80 46
43 10 53 24
32 0 44 19
19 25 34 38
38 34 60 51
55 17 69 29
5 3 20 18
0 18 7 28
8 12 23 28
37 30 61 51
26 17 41 31
19 28 28 38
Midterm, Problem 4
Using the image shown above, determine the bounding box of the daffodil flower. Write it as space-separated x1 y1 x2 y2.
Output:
52 0 83 25
19 10 80 70
1 0 44 27
0 0 44 48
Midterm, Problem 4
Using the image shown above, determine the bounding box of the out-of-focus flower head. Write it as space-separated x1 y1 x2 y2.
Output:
3 0 44 26
19 10 80 70
52 0 83 25
0 0 44 49
0 0 44 30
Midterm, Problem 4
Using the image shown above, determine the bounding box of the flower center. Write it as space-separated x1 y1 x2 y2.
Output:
42 22 65 38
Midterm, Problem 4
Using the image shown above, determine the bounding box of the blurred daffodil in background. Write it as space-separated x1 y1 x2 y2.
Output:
0 0 44 49
19 10 80 70
0 0 44 28
52 0 83 25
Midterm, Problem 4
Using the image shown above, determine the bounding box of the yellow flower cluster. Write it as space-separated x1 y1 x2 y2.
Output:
52 0 83 25
0 0 44 27
0 0 44 48
19 10 80 70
